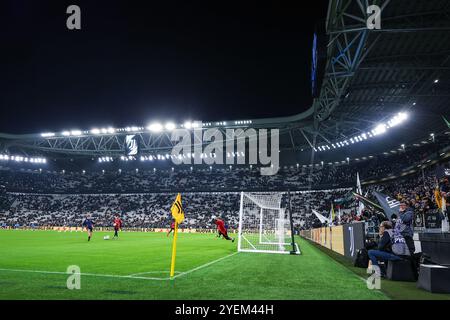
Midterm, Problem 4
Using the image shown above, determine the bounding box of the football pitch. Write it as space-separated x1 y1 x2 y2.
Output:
0 230 387 300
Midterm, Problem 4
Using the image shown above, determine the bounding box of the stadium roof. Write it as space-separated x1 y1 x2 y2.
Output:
0 0 449 162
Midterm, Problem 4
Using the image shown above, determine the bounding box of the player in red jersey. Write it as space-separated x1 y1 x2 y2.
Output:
167 220 176 237
214 217 234 242
113 215 122 239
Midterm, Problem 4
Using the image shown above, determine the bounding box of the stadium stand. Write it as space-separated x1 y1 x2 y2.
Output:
0 152 447 232
0 135 447 195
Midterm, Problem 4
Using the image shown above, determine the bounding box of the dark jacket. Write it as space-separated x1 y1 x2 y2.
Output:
377 231 392 253
397 208 414 237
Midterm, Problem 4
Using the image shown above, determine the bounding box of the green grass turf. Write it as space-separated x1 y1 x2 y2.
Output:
0 230 387 300
305 239 450 300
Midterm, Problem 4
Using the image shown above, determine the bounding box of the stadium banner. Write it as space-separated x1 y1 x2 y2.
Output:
321 227 327 247
302 229 312 240
424 210 442 229
325 227 332 250
303 225 347 256
342 222 365 261
330 225 345 255
414 213 425 228
125 134 139 156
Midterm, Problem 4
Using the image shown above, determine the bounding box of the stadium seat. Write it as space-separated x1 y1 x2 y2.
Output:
386 259 416 282
417 264 450 294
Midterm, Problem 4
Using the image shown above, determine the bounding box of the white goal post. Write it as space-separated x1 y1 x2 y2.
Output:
238 191 300 254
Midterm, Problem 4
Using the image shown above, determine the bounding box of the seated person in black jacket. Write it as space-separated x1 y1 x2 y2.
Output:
368 221 402 277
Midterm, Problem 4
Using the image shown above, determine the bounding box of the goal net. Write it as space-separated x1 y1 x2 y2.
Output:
238 192 300 254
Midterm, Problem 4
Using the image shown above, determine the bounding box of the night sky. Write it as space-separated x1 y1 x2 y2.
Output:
0 0 327 134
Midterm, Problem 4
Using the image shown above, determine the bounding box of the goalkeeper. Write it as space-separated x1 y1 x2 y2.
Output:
213 217 234 242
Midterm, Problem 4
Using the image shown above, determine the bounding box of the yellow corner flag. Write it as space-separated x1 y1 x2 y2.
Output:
170 193 185 278
171 193 185 224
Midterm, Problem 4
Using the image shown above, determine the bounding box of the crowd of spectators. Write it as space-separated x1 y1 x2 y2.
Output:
0 139 448 231
0 138 446 194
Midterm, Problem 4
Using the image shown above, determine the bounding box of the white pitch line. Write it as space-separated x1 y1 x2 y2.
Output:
171 252 239 280
128 271 181 277
0 268 170 281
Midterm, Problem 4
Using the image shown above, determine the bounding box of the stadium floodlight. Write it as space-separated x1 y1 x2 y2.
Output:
91 128 101 135
372 124 387 136
107 127 115 134
71 130 82 136
62 131 71 136
41 133 55 138
434 79 439 83
184 121 192 129
147 123 163 132
388 112 408 127
165 122 176 131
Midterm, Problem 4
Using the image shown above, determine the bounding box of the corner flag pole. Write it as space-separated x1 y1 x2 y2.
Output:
170 222 179 278
169 193 185 278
